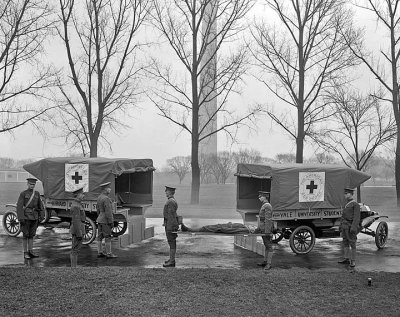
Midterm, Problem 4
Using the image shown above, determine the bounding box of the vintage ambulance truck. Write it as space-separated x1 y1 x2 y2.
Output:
235 163 389 254
2 157 155 244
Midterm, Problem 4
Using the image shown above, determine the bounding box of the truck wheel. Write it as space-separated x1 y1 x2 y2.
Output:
2 210 21 237
112 221 127 237
271 230 284 243
375 221 388 249
82 217 97 245
289 225 316 255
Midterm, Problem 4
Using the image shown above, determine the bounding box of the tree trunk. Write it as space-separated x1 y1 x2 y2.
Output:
190 4 200 205
389 20 400 207
396 133 400 207
356 185 361 203
89 134 98 158
297 23 305 164
191 138 200 204
296 132 304 163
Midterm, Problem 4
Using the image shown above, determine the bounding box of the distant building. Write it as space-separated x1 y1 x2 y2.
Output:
0 169 34 183
199 0 218 157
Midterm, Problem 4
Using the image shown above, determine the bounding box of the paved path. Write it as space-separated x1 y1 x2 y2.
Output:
0 217 399 272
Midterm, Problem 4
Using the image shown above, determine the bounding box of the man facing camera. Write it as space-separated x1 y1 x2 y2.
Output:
16 178 44 260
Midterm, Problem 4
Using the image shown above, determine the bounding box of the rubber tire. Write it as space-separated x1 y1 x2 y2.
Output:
375 221 388 249
2 210 21 237
271 230 284 243
289 225 316 255
112 221 128 237
82 217 97 245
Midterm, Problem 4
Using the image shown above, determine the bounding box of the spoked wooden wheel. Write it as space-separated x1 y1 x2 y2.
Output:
82 217 97 245
375 221 388 249
2 210 21 237
271 230 284 243
289 225 316 255
112 221 127 237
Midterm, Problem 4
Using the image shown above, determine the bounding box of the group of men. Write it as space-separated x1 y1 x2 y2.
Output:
166 187 362 270
165 189 276 270
16 177 362 269
16 178 117 266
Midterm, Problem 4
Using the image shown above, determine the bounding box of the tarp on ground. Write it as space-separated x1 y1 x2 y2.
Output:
23 157 155 200
236 163 371 211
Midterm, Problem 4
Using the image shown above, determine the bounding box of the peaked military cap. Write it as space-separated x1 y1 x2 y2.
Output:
344 187 355 194
27 178 38 184
165 186 176 192
100 182 111 188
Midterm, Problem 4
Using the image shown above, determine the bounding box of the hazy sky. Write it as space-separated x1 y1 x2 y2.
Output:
0 2 385 169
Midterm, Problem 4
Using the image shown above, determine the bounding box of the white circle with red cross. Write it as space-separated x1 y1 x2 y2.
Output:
298 172 325 202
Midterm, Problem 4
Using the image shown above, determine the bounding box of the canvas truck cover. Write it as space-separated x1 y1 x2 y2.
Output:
23 157 155 201
235 163 371 211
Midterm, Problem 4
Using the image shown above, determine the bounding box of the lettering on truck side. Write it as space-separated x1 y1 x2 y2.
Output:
272 209 342 220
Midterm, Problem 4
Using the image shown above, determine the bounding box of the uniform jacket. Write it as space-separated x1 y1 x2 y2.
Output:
341 200 361 232
96 193 114 224
69 199 86 237
259 201 273 234
16 189 43 221
163 197 179 232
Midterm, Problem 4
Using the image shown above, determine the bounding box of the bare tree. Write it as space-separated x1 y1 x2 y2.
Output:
365 155 394 184
382 139 396 179
250 0 359 163
275 153 296 164
199 153 214 184
0 157 16 169
0 157 35 169
167 156 191 184
233 148 262 164
315 88 396 201
149 0 260 204
344 0 400 205
54 0 151 157
311 152 337 164
0 0 57 134
209 151 235 184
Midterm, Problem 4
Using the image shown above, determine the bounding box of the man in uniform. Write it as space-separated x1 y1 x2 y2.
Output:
163 186 179 268
338 187 360 268
96 182 117 259
256 191 274 270
16 178 44 259
69 187 86 267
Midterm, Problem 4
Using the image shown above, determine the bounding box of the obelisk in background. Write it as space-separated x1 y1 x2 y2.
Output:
199 0 218 156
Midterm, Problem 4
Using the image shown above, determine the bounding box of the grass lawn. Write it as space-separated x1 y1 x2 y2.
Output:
1 178 400 316
0 267 399 317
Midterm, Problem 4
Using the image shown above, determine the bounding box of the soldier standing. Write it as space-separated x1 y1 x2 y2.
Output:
338 187 360 268
257 191 274 270
69 187 86 267
16 178 44 259
96 182 117 259
163 186 179 268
